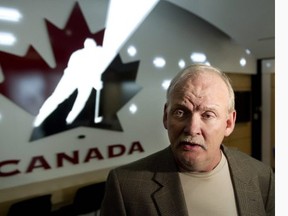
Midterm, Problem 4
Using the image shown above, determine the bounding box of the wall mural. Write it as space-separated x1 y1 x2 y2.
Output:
0 1 157 140
0 0 255 189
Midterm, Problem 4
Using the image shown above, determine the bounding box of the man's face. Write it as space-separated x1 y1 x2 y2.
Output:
163 72 236 172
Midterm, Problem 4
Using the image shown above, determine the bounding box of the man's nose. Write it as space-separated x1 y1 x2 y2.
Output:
184 115 201 136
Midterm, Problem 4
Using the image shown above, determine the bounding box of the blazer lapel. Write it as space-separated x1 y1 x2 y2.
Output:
151 148 189 216
231 175 266 215
223 146 266 216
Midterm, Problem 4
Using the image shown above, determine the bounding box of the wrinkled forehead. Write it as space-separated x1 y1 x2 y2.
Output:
168 72 230 107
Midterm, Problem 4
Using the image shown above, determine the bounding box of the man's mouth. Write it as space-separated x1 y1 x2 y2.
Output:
179 142 205 151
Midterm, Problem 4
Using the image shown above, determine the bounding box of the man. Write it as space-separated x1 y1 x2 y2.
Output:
100 64 275 216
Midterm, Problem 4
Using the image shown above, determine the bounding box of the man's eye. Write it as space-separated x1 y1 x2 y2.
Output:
173 109 185 118
202 112 215 119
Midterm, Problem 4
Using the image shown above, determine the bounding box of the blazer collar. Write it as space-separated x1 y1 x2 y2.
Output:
222 145 266 215
151 147 189 216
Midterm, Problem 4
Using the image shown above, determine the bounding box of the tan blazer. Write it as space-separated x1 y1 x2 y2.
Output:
100 145 274 216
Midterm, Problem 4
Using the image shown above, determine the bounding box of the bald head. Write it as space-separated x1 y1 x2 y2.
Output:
167 64 235 113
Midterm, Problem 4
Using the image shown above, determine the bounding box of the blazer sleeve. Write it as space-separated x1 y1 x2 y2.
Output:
265 167 275 216
100 170 127 216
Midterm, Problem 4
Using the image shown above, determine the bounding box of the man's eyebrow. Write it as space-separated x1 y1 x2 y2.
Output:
199 105 220 112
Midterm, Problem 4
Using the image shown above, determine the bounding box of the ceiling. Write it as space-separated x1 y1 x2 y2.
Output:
167 0 275 60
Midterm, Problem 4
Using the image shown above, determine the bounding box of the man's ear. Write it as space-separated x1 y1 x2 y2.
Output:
163 103 168 129
224 110 236 137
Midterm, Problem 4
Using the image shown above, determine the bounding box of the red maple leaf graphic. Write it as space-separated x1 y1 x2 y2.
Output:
0 3 141 141
0 3 104 115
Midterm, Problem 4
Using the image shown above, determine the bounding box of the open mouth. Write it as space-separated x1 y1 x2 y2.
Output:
180 142 205 151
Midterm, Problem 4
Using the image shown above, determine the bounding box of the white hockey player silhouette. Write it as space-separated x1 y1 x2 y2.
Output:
33 0 159 127
34 38 104 126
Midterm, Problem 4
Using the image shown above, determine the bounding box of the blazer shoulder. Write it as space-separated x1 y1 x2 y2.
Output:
223 145 274 176
113 147 177 174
